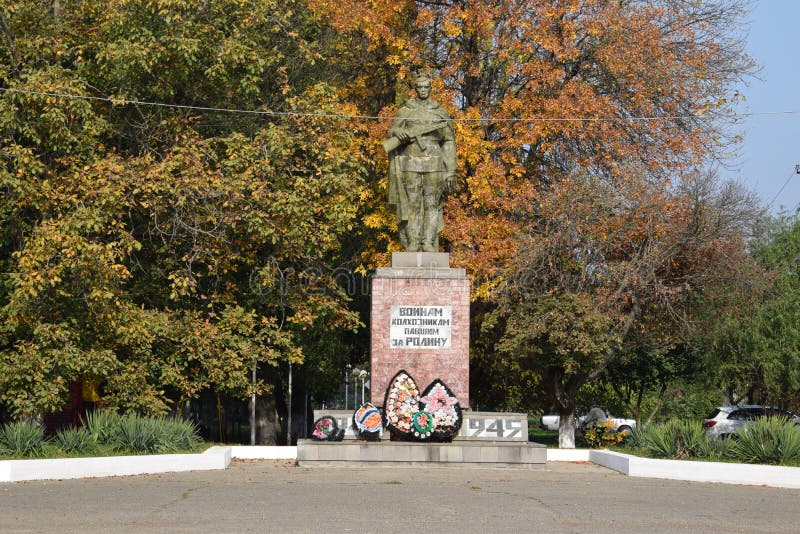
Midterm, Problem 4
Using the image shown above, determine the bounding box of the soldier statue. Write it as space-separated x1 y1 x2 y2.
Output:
384 75 456 252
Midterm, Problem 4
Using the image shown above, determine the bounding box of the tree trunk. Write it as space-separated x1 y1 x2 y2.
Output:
254 396 278 445
545 365 580 448
558 409 576 449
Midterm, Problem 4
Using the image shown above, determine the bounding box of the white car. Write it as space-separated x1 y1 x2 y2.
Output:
702 405 800 440
540 411 636 433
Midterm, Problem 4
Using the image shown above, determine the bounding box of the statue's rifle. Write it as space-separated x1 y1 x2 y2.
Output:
383 121 449 153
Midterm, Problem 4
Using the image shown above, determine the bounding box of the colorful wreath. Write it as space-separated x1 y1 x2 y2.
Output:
310 415 339 441
353 402 383 440
419 379 463 442
383 370 420 440
412 410 434 439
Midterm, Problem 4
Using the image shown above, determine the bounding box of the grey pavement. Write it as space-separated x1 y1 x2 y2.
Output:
1 460 798 533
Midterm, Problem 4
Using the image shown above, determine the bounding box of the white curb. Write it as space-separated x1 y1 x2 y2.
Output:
546 448 591 462
5 445 800 489
230 446 297 460
0 446 231 483
590 449 800 489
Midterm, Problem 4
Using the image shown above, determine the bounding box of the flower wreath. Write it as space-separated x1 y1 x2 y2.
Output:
383 370 462 442
353 402 383 440
311 415 344 441
383 369 420 441
419 379 463 442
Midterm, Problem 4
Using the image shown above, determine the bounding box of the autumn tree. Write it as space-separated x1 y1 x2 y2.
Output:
0 0 366 433
584 174 767 424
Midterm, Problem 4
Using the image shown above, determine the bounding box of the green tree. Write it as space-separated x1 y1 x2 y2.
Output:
0 1 366 428
708 211 800 410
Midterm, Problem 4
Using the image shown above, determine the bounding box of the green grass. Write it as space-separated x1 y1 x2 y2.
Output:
529 428 559 447
621 419 800 467
0 421 46 457
0 441 209 460
0 411 205 460
527 415 560 446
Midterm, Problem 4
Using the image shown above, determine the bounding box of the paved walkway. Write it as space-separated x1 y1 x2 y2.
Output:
2 460 797 533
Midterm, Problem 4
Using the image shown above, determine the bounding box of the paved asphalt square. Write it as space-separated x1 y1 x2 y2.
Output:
1 460 798 533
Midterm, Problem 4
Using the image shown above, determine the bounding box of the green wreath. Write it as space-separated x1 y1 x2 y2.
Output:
412 411 434 439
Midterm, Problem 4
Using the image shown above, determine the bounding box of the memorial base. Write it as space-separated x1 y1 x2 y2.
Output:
297 440 546 469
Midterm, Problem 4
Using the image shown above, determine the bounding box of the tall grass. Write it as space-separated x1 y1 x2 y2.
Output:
157 417 201 452
113 415 163 453
732 417 800 465
54 426 96 454
0 411 202 458
83 409 122 445
0 420 47 457
629 418 800 465
75 409 202 455
696 435 737 461
630 420 706 459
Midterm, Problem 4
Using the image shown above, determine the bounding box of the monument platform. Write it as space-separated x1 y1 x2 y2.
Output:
374 252 466 278
297 440 546 468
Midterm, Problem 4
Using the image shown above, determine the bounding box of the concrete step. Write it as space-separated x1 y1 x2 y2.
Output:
297 440 546 468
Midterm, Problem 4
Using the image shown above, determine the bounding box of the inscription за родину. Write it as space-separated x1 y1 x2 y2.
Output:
390 305 452 349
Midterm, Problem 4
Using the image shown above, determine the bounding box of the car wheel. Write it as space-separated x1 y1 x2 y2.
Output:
617 425 632 434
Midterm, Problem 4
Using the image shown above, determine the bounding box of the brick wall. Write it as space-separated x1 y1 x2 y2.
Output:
370 276 470 408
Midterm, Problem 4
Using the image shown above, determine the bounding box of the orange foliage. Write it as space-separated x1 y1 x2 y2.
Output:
311 0 750 298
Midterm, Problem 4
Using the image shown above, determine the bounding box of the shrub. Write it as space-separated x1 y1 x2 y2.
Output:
110 414 201 454
732 417 800 465
54 426 96 454
582 421 627 448
83 409 123 445
0 420 47 457
696 435 736 461
630 420 705 459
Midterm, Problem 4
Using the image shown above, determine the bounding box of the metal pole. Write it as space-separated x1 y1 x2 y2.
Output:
287 361 293 445
345 364 351 410
250 361 256 445
351 367 361 407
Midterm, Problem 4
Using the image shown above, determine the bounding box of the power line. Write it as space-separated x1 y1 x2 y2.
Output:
0 87 372 120
4 86 800 123
768 169 797 209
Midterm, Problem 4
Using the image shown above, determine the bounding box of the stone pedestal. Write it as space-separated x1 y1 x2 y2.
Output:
370 252 470 408
297 440 546 468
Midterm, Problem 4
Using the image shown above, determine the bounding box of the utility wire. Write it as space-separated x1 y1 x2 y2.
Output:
4 86 800 123
768 169 798 209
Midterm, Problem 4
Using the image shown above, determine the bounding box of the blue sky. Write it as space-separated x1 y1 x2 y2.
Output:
723 0 800 214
